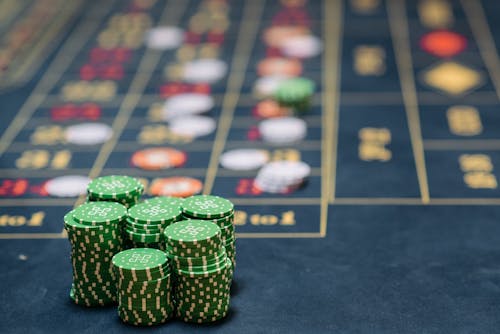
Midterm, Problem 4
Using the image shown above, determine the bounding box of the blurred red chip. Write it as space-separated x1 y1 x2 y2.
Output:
420 30 467 58
131 148 186 170
257 57 302 77
150 177 203 197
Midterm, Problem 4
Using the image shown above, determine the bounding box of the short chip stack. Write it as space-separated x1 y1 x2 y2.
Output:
274 77 315 114
164 220 233 323
254 160 311 194
181 195 236 268
112 248 174 326
124 197 183 250
87 175 144 208
64 201 127 306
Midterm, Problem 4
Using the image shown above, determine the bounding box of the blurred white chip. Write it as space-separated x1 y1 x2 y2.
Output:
258 117 307 145
44 175 91 197
220 149 270 171
281 35 323 59
65 123 113 145
169 115 216 138
145 26 184 50
182 59 228 83
254 160 311 194
162 93 214 120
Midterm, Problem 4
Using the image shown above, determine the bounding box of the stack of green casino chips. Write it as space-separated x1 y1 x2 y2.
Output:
87 175 144 208
181 195 236 268
274 77 315 113
112 248 174 326
64 201 127 307
164 220 233 323
124 197 184 250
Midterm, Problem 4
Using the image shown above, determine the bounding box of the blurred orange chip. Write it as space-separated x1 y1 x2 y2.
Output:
150 177 203 197
252 99 292 119
257 57 302 77
263 26 308 48
131 148 186 170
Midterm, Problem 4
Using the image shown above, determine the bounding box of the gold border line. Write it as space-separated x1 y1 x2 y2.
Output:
424 139 500 150
236 232 323 238
387 0 430 204
325 0 343 206
0 233 65 239
461 0 500 102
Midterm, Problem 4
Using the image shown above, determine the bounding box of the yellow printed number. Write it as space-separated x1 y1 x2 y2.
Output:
354 46 386 76
31 125 65 145
0 211 45 227
358 127 391 161
270 149 301 162
61 80 117 102
447 106 482 136
137 125 192 144
16 150 71 169
234 210 295 226
459 154 497 189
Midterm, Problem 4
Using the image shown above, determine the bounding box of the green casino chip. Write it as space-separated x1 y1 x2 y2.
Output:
165 244 217 258
144 196 184 207
128 201 182 225
64 211 109 232
87 175 144 200
114 262 169 282
274 77 315 112
72 201 127 226
175 258 232 278
125 223 162 235
126 217 162 229
164 220 221 246
124 229 163 244
181 195 234 219
176 300 229 313
182 212 234 229
112 248 167 271
169 248 226 267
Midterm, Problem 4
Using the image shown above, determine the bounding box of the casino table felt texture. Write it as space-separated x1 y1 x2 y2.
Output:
3 0 500 333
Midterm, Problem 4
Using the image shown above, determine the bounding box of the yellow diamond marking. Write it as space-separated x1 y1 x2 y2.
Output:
422 61 483 96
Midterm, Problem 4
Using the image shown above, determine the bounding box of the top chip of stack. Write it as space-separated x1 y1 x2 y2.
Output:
181 195 234 220
87 175 144 208
144 196 184 208
164 220 222 259
274 77 314 113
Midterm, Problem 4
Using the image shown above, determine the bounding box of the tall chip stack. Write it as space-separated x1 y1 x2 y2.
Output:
164 220 233 323
180 195 236 268
112 248 174 326
86 175 144 208
64 201 127 306
124 197 184 250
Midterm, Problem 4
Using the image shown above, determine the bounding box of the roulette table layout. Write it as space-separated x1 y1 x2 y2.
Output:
2 0 500 332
